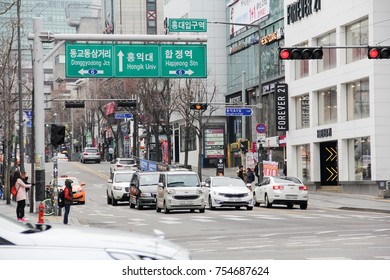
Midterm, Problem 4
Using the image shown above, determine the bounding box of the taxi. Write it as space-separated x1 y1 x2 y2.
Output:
50 175 86 204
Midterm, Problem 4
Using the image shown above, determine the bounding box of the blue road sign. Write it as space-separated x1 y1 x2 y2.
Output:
114 113 133 119
225 108 253 116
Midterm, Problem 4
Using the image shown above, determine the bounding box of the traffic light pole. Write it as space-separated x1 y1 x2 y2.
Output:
52 114 60 216
241 71 246 170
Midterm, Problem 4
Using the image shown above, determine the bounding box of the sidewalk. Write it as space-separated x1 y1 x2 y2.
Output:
0 199 79 225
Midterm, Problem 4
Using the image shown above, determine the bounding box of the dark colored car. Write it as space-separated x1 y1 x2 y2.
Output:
129 172 161 210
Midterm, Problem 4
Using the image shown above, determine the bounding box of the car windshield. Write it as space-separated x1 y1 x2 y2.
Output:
140 173 160 185
212 177 246 187
167 174 200 187
119 159 135 165
274 177 302 184
115 173 134 182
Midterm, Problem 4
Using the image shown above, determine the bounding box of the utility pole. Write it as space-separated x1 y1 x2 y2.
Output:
17 0 25 172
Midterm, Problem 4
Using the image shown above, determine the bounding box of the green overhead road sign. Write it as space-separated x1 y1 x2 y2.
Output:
66 43 207 78
65 43 113 78
161 44 207 78
115 45 159 77
168 18 207 33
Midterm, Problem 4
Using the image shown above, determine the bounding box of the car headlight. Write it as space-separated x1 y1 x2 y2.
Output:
167 189 176 194
140 193 152 197
113 186 122 190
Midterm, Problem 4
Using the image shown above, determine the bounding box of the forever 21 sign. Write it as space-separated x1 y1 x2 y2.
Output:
275 83 289 132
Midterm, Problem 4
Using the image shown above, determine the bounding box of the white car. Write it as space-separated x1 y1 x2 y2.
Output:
110 158 138 177
253 176 308 209
0 214 190 260
80 147 101 163
107 170 136 205
204 176 253 210
156 171 206 213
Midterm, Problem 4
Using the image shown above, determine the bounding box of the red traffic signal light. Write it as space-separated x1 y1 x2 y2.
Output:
368 47 390 59
190 103 208 111
279 47 323 60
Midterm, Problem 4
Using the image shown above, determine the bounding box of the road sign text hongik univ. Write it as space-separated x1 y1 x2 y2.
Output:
66 43 207 78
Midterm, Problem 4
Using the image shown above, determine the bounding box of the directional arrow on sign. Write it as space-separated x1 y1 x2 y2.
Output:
78 69 104 76
117 51 124 72
169 69 194 76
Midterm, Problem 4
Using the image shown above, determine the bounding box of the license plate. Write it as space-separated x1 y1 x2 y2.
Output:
228 198 242 202
285 195 298 199
179 201 194 205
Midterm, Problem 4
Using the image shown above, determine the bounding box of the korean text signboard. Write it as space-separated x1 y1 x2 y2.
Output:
66 43 207 78
168 18 207 33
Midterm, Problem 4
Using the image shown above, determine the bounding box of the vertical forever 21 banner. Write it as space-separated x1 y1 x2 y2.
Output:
275 83 289 131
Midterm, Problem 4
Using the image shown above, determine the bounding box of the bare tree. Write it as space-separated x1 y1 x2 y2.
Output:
173 78 218 177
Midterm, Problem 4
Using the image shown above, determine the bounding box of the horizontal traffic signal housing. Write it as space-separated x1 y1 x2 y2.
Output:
239 140 249 153
368 46 390 59
190 103 208 111
279 47 323 60
117 100 137 108
65 100 85 108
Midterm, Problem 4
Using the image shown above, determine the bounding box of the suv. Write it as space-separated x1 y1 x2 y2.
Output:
156 171 206 214
129 171 161 210
110 158 137 178
80 147 101 163
106 170 136 205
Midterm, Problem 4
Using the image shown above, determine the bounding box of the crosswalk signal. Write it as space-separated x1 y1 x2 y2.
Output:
368 46 390 59
190 103 208 111
50 124 66 148
279 47 323 60
240 140 249 153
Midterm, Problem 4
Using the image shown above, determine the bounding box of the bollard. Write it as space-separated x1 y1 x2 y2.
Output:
38 202 45 224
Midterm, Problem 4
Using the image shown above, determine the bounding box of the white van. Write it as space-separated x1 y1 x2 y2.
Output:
156 171 206 213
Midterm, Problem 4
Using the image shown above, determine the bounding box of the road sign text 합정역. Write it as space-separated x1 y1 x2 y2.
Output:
160 44 207 78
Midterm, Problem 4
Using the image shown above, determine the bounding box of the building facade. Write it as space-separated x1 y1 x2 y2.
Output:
226 0 285 169
284 0 390 195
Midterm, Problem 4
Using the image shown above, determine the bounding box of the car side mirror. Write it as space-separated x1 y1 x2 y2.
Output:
107 179 113 183
130 182 136 187
158 182 164 188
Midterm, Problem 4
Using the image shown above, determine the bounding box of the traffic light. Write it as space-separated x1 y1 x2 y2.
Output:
117 100 137 108
50 124 66 148
279 47 323 60
240 140 249 153
190 103 208 111
65 100 85 108
367 46 390 59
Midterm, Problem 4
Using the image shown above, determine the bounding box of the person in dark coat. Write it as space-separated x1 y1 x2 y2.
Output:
236 165 245 181
63 179 73 225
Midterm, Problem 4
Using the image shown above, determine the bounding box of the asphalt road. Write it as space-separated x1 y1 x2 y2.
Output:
24 161 390 259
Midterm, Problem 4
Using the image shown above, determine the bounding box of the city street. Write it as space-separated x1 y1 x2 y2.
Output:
1 160 389 260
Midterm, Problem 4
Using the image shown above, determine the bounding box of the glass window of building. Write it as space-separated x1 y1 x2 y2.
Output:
294 42 309 80
298 144 311 182
347 79 369 121
349 137 371 181
296 94 310 129
318 87 337 125
317 31 336 72
180 125 197 152
346 18 368 63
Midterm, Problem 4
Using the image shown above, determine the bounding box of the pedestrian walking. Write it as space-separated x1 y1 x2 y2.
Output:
108 146 114 162
236 165 246 181
63 179 74 225
254 164 260 183
13 171 32 222
20 171 30 207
